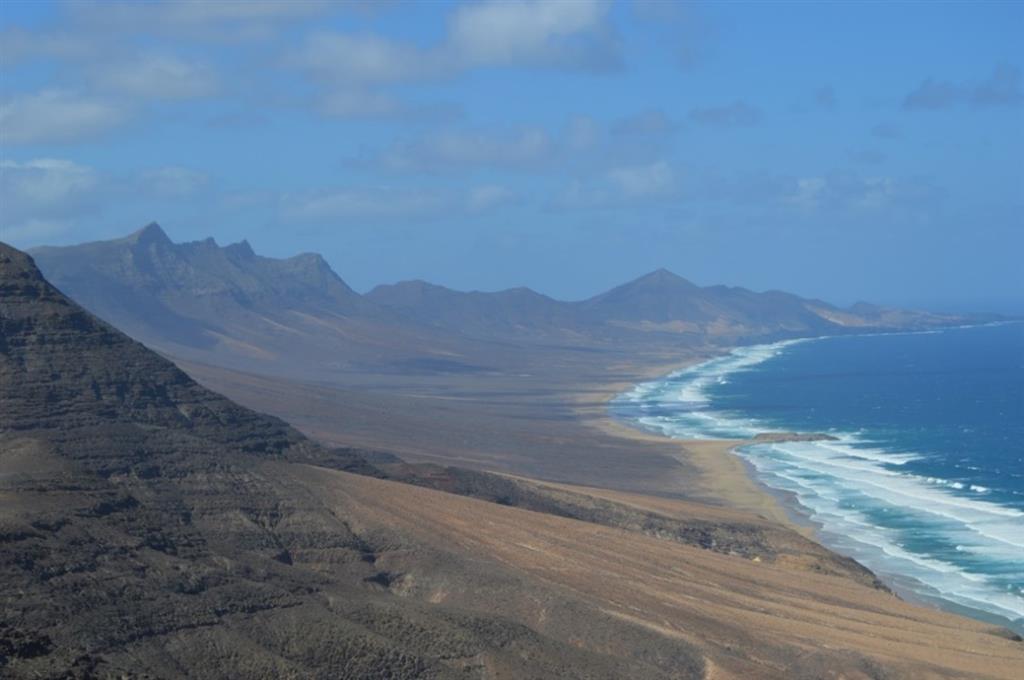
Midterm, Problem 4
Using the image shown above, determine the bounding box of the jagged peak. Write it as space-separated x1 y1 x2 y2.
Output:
627 268 698 289
287 251 330 267
284 252 354 289
224 239 255 258
128 222 172 246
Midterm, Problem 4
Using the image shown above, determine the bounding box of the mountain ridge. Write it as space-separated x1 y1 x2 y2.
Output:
29 223 987 380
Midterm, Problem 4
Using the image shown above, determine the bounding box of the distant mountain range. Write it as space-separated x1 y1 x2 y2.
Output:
29 223 986 379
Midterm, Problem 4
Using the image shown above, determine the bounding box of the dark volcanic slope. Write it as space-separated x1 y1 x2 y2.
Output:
0 243 705 679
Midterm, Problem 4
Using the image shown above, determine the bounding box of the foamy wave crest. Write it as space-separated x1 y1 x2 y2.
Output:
615 337 1024 629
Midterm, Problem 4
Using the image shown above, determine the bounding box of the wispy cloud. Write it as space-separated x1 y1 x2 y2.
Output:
88 54 219 100
0 91 129 145
290 32 446 85
0 158 101 243
553 159 678 209
139 166 210 198
282 186 448 222
606 161 675 198
903 64 1023 111
448 0 618 71
903 78 960 111
783 174 939 213
468 184 518 212
0 28 98 64
281 182 520 222
611 110 677 138
288 0 618 118
66 0 334 42
291 0 616 86
368 128 554 172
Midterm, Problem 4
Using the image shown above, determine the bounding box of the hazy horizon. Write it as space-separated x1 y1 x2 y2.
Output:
2 1 1022 314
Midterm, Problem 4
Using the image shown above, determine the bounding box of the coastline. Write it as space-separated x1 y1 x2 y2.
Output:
596 334 1024 637
578 355 806 533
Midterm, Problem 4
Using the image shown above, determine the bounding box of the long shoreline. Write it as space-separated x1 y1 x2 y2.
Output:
580 353 805 532
598 341 1024 636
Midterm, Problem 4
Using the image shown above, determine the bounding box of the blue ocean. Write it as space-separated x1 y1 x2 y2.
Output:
614 322 1024 632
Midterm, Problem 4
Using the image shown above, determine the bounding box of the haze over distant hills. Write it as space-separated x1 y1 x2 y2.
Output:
29 223 983 382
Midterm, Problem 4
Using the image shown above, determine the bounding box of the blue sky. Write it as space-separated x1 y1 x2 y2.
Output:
1 0 1021 312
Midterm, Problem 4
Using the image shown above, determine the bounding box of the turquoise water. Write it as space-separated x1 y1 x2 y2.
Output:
614 322 1024 631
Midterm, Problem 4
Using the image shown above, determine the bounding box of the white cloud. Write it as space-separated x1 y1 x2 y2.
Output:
89 54 219 99
0 90 128 145
0 218 78 245
448 0 616 69
357 109 682 177
0 28 98 64
787 177 827 210
784 174 935 213
376 128 553 171
67 0 333 42
140 166 209 197
554 160 677 209
291 0 617 88
1 159 99 209
468 184 516 212
282 182 520 223
607 161 675 197
283 186 449 221
293 32 444 84
0 159 100 243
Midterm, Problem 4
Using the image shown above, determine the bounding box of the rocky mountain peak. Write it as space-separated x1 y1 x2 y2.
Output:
633 268 699 289
128 222 173 247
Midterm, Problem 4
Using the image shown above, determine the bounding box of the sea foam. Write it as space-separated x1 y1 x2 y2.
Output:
615 335 1024 628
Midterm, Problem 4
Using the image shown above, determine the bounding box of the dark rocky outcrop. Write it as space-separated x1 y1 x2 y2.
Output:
751 432 841 443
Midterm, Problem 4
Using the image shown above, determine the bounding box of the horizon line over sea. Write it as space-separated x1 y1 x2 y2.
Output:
613 321 1024 634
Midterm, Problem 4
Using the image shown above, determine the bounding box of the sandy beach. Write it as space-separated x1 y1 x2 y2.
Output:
579 356 805 531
